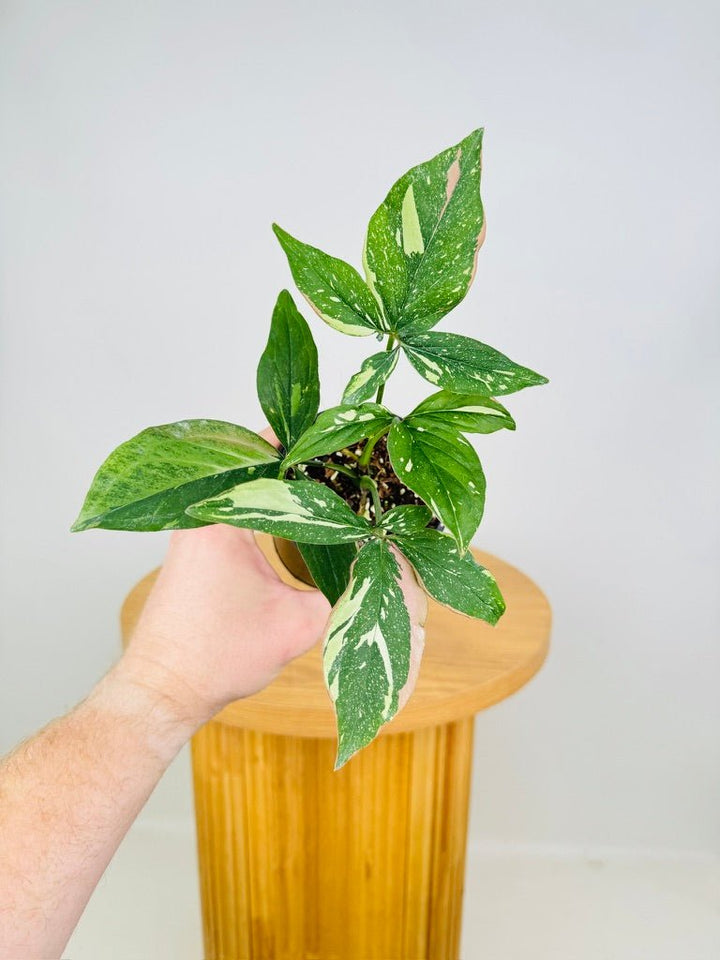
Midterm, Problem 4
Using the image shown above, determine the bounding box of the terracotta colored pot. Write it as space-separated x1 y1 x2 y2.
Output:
273 537 314 586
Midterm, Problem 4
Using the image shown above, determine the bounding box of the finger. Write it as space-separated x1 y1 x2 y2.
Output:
259 425 281 450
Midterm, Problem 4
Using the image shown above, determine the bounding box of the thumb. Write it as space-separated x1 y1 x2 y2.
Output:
279 583 331 662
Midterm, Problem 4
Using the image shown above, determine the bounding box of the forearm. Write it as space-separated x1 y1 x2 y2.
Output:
0 657 202 960
0 523 329 958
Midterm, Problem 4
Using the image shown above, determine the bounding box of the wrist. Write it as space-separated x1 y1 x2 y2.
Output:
86 655 212 763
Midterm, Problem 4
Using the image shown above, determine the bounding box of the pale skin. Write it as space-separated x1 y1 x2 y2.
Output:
0 493 426 959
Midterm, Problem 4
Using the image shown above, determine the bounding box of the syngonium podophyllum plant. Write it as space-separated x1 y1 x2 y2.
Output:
73 129 547 767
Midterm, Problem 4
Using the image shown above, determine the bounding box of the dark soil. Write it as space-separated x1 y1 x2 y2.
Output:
303 435 440 526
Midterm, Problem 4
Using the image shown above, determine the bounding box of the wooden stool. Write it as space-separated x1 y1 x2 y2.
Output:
120 534 551 960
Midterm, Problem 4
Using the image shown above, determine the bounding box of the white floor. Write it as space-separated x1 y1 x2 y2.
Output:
66 752 720 960
66 824 720 960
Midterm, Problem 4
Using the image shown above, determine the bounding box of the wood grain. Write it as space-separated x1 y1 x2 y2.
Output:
191 718 474 960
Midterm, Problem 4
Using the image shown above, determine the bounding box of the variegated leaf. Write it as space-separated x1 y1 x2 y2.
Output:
323 539 411 768
402 331 548 396
273 224 384 337
72 420 280 532
342 348 399 405
257 290 319 450
283 403 394 468
298 541 357 605
408 390 515 434
186 478 371 544
387 420 485 553
363 129 484 333
378 504 433 537
393 529 505 624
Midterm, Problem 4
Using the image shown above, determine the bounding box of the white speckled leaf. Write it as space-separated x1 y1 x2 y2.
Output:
283 404 394 468
402 331 548 396
408 390 515 434
257 290 319 450
393 529 505 624
378 504 433 537
342 348 399 405
363 129 484 333
387 419 485 553
273 224 384 337
186 478 372 544
72 420 281 532
323 538 411 768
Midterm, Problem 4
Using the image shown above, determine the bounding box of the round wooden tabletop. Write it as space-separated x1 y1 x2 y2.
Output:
120 533 551 738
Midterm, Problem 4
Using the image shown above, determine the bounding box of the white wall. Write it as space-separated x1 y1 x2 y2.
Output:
1 0 718 857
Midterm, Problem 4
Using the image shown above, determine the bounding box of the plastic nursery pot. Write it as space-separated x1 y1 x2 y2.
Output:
273 537 315 587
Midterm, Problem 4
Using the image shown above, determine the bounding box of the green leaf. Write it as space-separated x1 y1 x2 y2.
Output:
386 420 485 553
342 348 399 405
273 224 384 337
74 463 277 532
297 542 357 605
402 331 548 396
393 529 505 625
283 403 394 468
363 129 484 333
72 420 280 532
377 504 433 537
408 390 515 434
186 478 372 544
257 290 319 450
323 539 411 768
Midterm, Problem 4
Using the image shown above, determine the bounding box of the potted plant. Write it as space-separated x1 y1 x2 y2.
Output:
73 129 547 768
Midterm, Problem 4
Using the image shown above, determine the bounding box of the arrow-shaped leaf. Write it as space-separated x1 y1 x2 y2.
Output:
72 420 280 532
393 528 505 625
407 389 515 434
257 290 319 450
402 331 548 396
323 538 411 768
273 224 384 337
387 420 485 553
342 348 399 405
363 129 485 333
283 403 394 468
186 478 372 544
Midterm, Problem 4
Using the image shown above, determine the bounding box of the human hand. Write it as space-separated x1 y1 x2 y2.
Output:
116 521 332 733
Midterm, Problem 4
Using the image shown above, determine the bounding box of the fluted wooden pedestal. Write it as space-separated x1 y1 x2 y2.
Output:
121 534 551 960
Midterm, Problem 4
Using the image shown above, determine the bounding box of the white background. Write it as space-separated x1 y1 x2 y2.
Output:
1 0 719 954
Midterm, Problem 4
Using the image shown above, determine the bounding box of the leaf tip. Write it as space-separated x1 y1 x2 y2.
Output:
334 742 358 771
272 222 290 245
531 371 550 387
274 286 293 305
70 507 96 532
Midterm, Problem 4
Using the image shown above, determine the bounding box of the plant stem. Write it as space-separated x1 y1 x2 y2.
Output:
360 475 383 522
306 459 359 483
358 426 387 469
374 334 397 406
